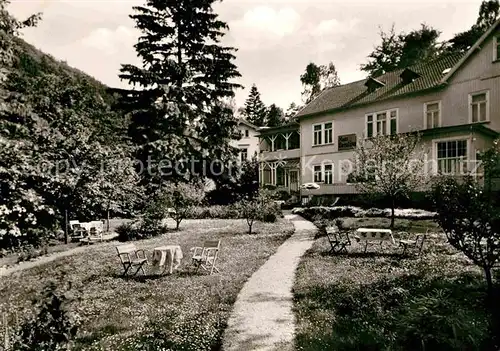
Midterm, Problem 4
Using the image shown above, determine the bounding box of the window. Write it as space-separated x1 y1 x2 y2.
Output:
366 114 374 138
313 124 322 146
494 36 500 61
324 164 333 184
469 92 489 123
240 148 248 162
376 112 387 136
324 122 333 144
245 129 249 137
312 122 334 146
313 164 334 184
436 140 467 175
313 165 322 182
366 109 398 137
424 101 441 129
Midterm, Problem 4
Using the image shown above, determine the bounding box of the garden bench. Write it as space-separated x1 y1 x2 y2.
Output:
326 226 351 254
399 230 427 255
190 240 221 275
116 244 148 276
355 228 395 253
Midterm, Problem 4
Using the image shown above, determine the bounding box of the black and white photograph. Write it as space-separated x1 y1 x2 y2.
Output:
1 0 500 349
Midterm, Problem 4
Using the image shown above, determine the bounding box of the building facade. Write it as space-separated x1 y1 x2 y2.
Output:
254 18 500 203
231 119 260 163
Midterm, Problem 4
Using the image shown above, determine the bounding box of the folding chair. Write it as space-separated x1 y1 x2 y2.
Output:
399 230 428 256
190 240 221 275
326 227 351 254
116 244 148 276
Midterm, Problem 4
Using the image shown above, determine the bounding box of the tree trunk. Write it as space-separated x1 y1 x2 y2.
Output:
390 198 395 230
248 222 253 234
484 266 493 296
106 200 111 232
64 209 68 244
176 219 181 230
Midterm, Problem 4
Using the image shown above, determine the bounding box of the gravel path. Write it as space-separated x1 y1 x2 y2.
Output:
222 214 317 351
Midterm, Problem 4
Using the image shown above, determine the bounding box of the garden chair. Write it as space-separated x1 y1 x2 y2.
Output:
69 221 87 241
399 230 427 256
190 240 221 275
116 244 149 276
326 226 351 254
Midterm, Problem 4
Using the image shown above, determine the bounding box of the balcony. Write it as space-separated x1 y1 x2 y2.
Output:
258 123 300 161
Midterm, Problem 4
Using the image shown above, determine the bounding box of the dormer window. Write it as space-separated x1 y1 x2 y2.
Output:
364 77 385 92
400 68 421 84
245 129 249 137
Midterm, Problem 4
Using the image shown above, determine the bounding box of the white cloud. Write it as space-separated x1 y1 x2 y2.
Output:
241 6 300 36
81 26 138 55
229 6 301 50
312 18 360 36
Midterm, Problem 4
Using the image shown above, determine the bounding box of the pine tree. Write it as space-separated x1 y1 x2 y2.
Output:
119 0 242 189
266 104 284 127
243 84 267 126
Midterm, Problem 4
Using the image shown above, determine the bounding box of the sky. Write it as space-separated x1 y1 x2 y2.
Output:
9 0 482 110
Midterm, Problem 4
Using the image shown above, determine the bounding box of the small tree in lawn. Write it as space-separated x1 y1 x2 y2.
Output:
350 132 425 229
431 175 500 295
162 182 205 230
237 190 273 234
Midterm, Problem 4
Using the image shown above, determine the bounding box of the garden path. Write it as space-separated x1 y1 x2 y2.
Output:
222 214 317 351
0 233 118 277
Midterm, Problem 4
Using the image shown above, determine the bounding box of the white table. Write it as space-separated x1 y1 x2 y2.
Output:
355 228 395 252
152 245 183 274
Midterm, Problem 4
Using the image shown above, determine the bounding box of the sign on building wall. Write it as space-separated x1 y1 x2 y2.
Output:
338 134 357 151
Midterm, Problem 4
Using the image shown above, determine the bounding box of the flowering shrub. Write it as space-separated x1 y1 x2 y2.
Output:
0 188 57 252
292 206 437 221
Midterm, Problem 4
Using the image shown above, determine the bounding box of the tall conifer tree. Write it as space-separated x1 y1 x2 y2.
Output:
243 84 267 126
119 0 242 189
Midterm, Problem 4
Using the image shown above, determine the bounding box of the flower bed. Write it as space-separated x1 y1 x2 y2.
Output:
292 206 437 221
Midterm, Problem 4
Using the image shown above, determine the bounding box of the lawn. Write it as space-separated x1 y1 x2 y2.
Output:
0 218 294 350
293 217 496 350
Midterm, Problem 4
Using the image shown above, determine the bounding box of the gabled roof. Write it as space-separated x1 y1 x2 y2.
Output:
441 16 500 83
296 53 464 118
238 119 258 130
296 16 500 119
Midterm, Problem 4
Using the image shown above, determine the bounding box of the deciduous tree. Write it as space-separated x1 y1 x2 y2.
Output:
361 24 441 77
349 133 425 229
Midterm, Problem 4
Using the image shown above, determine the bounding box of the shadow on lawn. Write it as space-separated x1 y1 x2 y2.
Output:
295 272 498 351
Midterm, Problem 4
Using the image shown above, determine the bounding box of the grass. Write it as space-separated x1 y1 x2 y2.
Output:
293 217 495 351
0 218 294 350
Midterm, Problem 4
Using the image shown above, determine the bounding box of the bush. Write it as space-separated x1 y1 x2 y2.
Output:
9 281 80 351
292 206 437 222
188 205 241 219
